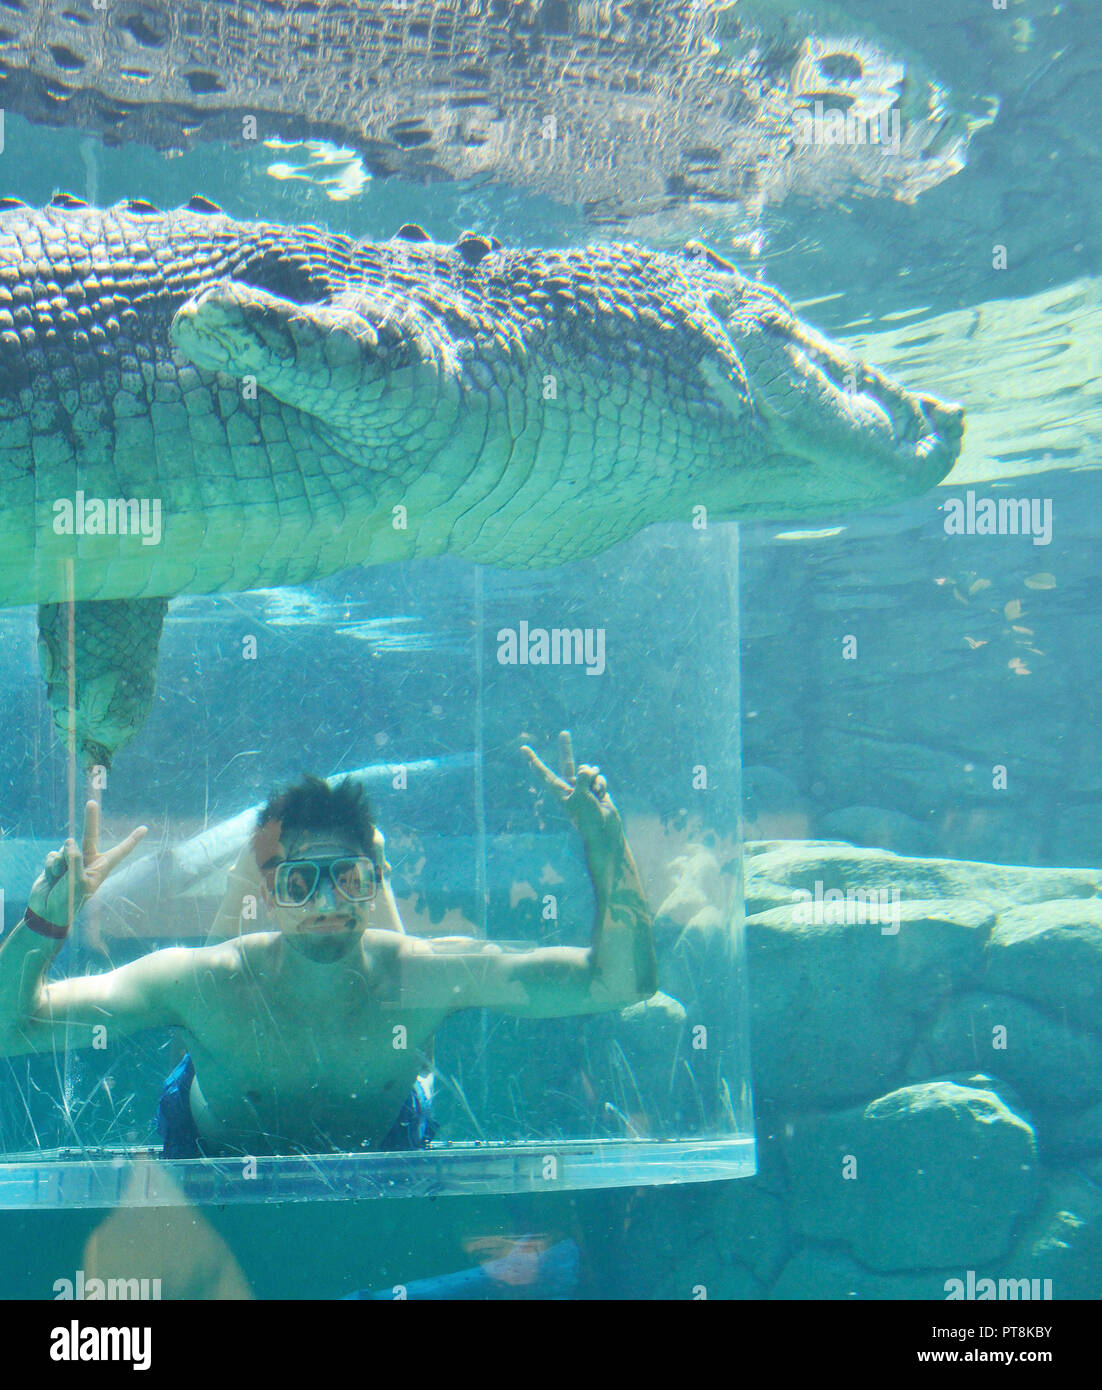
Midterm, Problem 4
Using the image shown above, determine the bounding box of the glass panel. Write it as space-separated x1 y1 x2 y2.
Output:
0 524 753 1205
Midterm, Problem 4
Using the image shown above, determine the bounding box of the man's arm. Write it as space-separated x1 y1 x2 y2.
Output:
397 734 658 1019
0 801 186 1055
0 931 191 1056
407 845 655 1019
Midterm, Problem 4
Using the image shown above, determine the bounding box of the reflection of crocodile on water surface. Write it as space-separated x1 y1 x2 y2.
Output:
0 196 964 764
0 0 976 236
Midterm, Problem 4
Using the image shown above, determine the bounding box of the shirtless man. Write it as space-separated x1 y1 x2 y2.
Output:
0 733 657 1157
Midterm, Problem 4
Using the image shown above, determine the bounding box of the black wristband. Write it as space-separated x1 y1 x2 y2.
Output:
23 907 68 940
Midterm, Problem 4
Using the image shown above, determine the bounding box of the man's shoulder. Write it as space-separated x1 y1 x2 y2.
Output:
394 933 500 958
157 932 278 974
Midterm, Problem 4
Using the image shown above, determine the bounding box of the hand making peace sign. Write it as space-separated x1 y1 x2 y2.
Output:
521 731 626 871
27 801 148 929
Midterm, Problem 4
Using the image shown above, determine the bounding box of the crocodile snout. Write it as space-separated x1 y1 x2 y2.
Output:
921 395 965 455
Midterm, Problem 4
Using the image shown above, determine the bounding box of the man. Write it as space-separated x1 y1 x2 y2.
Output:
0 733 657 1157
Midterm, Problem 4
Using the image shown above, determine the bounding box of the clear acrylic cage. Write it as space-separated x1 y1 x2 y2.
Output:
0 523 753 1208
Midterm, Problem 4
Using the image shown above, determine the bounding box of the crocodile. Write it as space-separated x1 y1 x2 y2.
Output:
0 196 964 765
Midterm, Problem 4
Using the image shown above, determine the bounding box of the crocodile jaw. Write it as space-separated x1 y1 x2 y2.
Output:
713 284 963 518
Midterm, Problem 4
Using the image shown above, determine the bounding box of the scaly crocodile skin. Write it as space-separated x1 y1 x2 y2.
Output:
0 197 963 761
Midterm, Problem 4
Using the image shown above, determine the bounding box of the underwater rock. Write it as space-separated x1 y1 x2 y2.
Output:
655 1259 762 1302
924 993 1102 1115
771 1247 949 1301
589 991 701 1138
622 1185 765 1300
744 882 813 917
612 1182 760 1300
882 902 995 1012
984 901 1102 1031
745 842 1102 908
782 1081 1039 1271
436 990 692 1144
991 1170 1102 1301
653 845 728 937
704 1180 792 1287
1051 806 1102 870
817 805 937 857
654 927 733 1036
650 844 737 1018
742 764 809 841
614 991 686 1034
745 899 991 1108
901 1041 936 1085
772 1170 1102 1301
744 839 853 915
742 763 802 805
911 1071 1031 1123
745 840 853 858
1044 1103 1102 1161
588 991 687 1110
430 1012 592 1141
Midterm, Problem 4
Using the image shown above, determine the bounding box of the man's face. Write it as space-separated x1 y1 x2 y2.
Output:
260 827 379 963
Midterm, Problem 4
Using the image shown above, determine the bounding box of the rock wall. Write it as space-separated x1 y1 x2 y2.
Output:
619 840 1102 1300
740 468 1102 868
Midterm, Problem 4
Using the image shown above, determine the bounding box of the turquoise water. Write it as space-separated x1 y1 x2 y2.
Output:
0 1 1099 1303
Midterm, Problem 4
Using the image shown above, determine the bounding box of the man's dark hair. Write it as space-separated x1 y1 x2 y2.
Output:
253 775 377 865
